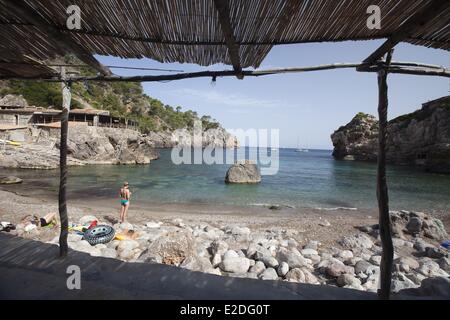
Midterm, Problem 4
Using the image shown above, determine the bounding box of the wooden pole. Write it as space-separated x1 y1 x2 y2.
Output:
58 68 71 258
377 50 394 299
213 0 243 79
3 62 449 82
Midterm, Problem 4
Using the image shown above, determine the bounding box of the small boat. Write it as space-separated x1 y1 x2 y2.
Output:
295 137 308 152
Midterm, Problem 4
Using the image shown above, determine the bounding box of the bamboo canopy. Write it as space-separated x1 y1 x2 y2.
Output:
0 0 449 300
0 0 449 78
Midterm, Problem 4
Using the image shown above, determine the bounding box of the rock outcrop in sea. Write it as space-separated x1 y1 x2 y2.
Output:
331 96 450 173
225 161 262 184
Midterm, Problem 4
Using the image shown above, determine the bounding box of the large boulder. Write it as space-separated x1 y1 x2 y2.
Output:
225 161 261 184
139 230 195 266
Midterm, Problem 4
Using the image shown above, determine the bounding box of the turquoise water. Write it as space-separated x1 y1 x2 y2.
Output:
2 148 450 212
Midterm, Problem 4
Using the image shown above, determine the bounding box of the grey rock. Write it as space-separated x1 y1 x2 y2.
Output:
285 268 306 283
369 255 382 266
337 274 361 287
325 262 355 278
247 243 271 259
337 250 354 260
437 257 450 272
406 217 422 234
225 161 261 184
277 262 289 277
422 218 448 241
223 250 239 260
229 226 251 236
339 234 374 250
304 240 320 251
417 259 449 278
276 247 309 269
259 267 278 280
180 256 214 273
211 253 222 267
301 248 318 258
249 261 266 275
391 273 419 293
220 257 251 274
210 240 229 256
395 256 420 270
285 267 318 284
425 246 446 259
259 255 279 268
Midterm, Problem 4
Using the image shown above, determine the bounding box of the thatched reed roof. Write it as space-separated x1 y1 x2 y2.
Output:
0 0 449 78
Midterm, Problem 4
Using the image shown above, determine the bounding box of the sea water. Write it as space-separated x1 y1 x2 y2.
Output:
2 148 450 212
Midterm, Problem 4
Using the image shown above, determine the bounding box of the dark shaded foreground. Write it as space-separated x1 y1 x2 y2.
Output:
0 234 440 300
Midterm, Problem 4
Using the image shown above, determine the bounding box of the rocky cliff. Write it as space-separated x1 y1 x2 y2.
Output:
331 96 450 173
0 125 159 169
0 122 237 169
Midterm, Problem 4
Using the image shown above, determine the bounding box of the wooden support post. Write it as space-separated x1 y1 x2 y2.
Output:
58 68 71 258
377 50 394 299
213 0 243 79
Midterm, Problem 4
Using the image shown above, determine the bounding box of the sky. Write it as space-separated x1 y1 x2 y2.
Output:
96 40 449 150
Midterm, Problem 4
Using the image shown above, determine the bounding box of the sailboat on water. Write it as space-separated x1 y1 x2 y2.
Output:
295 137 309 152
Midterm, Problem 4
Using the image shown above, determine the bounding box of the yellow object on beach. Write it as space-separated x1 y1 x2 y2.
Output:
69 225 86 232
0 139 21 146
114 234 126 240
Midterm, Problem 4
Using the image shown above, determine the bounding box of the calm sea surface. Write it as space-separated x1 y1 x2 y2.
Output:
2 148 450 212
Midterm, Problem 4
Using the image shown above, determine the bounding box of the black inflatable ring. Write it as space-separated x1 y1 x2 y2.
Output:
83 225 115 245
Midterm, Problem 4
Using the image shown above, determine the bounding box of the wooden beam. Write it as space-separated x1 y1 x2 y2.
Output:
377 50 394 300
58 68 71 258
213 0 243 79
361 0 450 67
1 62 449 82
4 0 112 76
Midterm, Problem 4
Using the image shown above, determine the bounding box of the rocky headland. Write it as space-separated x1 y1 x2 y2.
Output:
331 96 450 173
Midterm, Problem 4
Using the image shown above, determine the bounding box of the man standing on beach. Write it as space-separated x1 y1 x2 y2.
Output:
119 182 131 222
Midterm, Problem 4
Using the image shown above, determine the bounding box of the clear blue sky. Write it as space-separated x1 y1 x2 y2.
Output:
96 40 449 149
